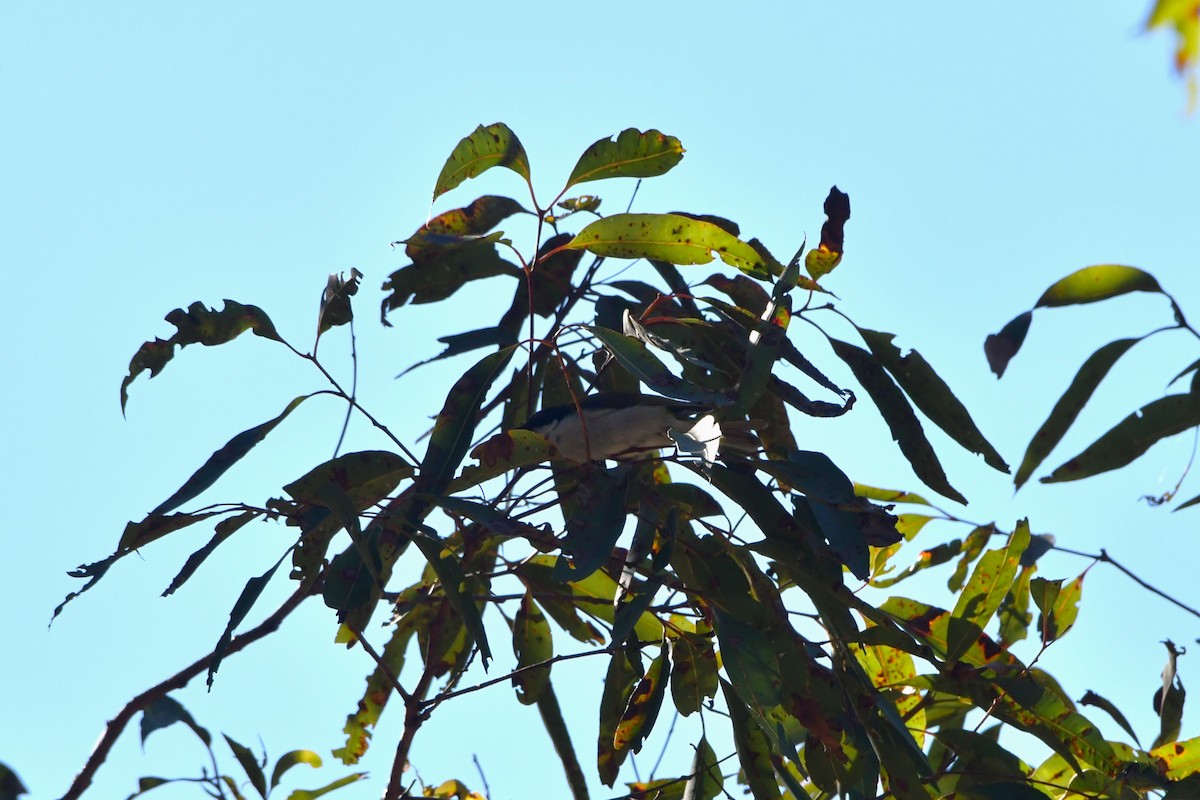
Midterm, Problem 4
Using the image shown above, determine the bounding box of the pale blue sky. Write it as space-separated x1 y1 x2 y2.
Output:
4 3 1199 798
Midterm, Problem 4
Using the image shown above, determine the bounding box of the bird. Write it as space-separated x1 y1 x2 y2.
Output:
518 392 756 463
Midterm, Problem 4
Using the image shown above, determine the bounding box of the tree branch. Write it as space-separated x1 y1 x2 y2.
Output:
58 574 321 800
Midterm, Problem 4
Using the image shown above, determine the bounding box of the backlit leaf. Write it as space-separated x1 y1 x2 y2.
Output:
433 123 531 200
997 566 1035 649
1030 573 1084 644
223 735 267 799
669 628 718 716
720 680 783 800
568 213 770 279
1014 338 1141 489
1042 393 1200 483
512 592 553 705
1035 265 1164 308
598 650 640 786
946 521 1030 663
555 464 629 581
566 128 684 188
613 644 671 754
1152 734 1200 779
682 735 723 800
268 752 322 792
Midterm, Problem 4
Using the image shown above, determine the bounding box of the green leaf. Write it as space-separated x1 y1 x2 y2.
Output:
1153 734 1200 779
568 213 770 279
285 772 368 800
535 685 590 800
720 680 783 800
1079 690 1141 747
519 555 663 643
380 246 519 317
1014 338 1141 489
565 128 684 188
418 347 516 495
830 338 966 504
613 644 671 754
223 735 267 799
121 300 282 413
952 783 1052 800
984 310 1032 379
1030 573 1084 644
997 566 1035 648
163 511 260 597
551 465 629 581
286 450 413 506
714 610 787 716
1043 393 1200 483
270 750 322 790
946 521 1030 663
452 429 560 492
853 636 926 749
1035 264 1165 307
585 325 730 404
208 556 283 688
668 628 718 716
432 123 531 201
856 327 1008 472
854 483 932 506
140 695 211 747
933 728 1030 783
411 533 492 668
147 394 313 518
948 524 995 592
512 592 553 705
419 194 529 238
598 649 640 786
682 735 723 800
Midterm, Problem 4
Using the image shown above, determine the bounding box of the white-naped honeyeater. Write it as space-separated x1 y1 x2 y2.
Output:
518 392 759 464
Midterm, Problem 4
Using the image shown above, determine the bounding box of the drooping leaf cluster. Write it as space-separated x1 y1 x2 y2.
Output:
51 125 1200 800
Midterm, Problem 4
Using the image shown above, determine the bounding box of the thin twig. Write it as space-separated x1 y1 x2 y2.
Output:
422 646 614 709
332 316 358 458
1099 548 1200 619
58 574 321 800
472 754 491 800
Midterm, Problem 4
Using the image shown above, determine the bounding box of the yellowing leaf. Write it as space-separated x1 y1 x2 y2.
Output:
568 213 770 279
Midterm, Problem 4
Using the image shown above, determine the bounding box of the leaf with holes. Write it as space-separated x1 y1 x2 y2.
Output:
121 300 282 412
568 213 770 279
